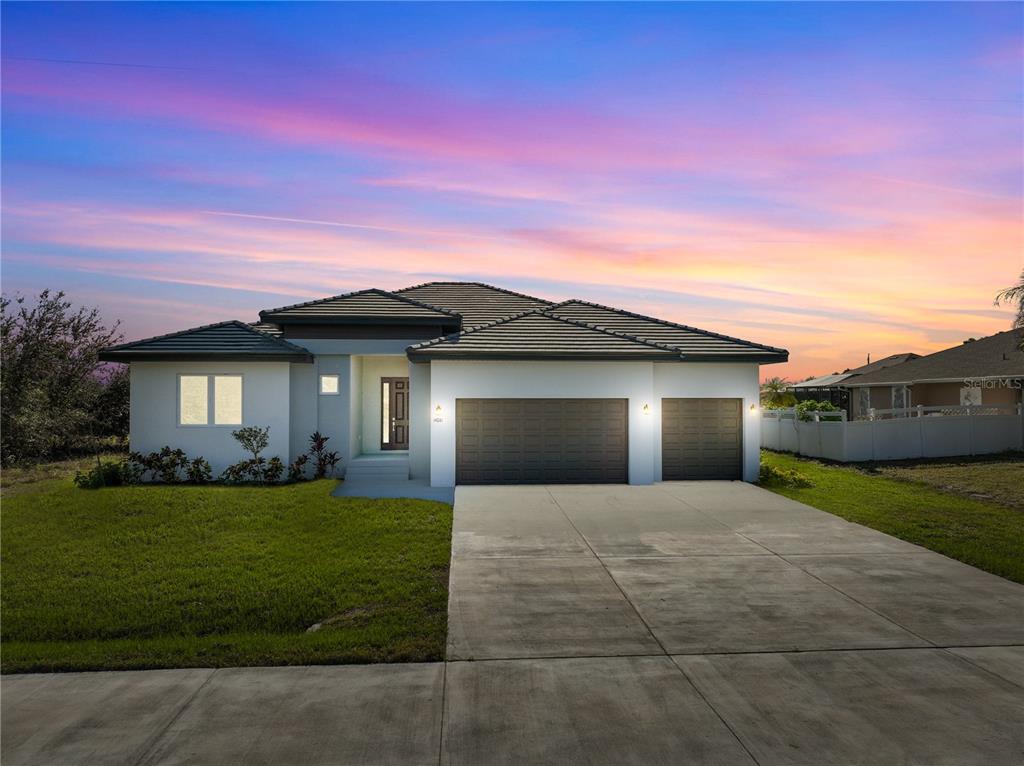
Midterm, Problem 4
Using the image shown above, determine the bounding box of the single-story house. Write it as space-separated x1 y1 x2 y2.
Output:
99 282 788 486
790 353 920 414
844 329 1023 418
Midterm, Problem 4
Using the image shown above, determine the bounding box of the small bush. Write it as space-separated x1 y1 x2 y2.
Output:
185 457 212 484
288 454 310 482
232 426 270 461
308 431 341 479
796 399 842 422
265 456 284 483
128 447 189 483
74 461 131 489
759 463 814 488
759 463 815 488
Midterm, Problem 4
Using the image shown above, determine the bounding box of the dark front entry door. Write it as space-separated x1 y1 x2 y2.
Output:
381 377 410 450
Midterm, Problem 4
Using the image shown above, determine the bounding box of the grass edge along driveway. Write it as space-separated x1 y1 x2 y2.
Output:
761 451 1024 584
1 477 452 673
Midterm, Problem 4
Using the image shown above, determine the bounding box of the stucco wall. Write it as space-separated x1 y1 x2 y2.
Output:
427 359 762 487
130 361 291 475
653 362 761 482
409 362 431 479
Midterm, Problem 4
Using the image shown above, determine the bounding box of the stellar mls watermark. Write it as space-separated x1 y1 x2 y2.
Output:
962 378 1022 389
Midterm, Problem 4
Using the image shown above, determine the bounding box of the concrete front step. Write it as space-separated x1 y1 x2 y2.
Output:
345 454 410 481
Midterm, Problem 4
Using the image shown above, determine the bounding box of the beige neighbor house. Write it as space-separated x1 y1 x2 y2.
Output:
845 329 1023 419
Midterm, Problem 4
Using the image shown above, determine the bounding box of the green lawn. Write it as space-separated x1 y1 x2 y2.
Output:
1 473 452 673
761 451 1024 584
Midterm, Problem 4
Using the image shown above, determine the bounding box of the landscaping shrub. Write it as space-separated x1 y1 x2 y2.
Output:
221 426 285 484
308 431 341 479
185 457 212 484
288 454 310 482
73 460 138 489
130 447 189 483
795 399 842 422
758 463 815 488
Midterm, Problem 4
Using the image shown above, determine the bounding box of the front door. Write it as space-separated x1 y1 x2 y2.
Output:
381 377 410 450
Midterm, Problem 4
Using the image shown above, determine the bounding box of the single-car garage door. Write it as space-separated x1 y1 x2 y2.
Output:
662 398 742 480
456 399 628 484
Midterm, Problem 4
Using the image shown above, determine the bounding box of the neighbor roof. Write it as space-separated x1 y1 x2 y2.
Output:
791 372 855 389
99 321 314 363
259 288 460 324
846 330 1024 386
395 281 552 327
546 300 788 363
407 310 681 360
843 352 921 376
791 352 920 389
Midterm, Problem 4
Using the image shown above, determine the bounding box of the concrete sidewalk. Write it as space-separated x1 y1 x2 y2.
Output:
4 482 1023 765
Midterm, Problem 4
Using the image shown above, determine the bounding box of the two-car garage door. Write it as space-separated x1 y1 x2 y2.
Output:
456 399 628 484
455 397 742 484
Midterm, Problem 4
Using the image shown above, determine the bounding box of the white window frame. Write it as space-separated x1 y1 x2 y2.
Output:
319 374 341 395
177 373 244 427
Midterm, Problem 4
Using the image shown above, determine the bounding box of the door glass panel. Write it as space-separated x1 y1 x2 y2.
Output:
382 382 390 443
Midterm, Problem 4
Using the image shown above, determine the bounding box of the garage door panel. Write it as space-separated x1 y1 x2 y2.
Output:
662 398 742 480
456 398 628 485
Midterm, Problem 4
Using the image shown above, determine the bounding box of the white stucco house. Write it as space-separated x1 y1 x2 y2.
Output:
100 282 788 486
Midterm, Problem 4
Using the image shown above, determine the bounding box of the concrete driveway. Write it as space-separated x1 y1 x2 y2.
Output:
4 482 1023 765
445 482 1024 764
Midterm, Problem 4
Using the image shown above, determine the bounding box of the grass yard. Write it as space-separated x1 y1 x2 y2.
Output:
868 453 1024 512
1 467 452 673
761 451 1024 584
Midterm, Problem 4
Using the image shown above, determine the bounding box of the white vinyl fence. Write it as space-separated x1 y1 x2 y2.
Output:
761 405 1023 462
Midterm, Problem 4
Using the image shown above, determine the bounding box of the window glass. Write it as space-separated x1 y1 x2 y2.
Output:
320 374 339 394
180 376 208 425
382 382 390 443
214 375 243 424
960 386 982 406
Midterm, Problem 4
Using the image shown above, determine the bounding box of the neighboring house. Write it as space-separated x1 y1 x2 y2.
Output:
790 353 920 414
99 282 787 486
844 330 1024 419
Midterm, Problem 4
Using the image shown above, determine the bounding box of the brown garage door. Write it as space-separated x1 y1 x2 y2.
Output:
456 399 628 484
662 398 742 480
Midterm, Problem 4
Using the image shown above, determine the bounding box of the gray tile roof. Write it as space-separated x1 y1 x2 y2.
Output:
260 288 460 323
395 281 552 327
103 283 788 365
408 310 681 360
845 330 1024 386
99 321 313 362
546 300 788 362
250 321 283 337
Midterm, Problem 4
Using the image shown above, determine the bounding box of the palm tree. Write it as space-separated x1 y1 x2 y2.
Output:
760 376 796 408
994 269 1024 349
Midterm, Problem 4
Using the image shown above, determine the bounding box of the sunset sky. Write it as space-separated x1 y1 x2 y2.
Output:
2 2 1021 379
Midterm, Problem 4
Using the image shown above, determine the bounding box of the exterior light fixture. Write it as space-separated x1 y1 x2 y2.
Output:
642 403 651 415
749 403 758 413
435 404 443 414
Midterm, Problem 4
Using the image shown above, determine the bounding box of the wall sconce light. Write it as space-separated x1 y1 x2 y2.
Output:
435 404 443 414
749 403 758 414
433 403 444 423
642 403 651 415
